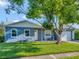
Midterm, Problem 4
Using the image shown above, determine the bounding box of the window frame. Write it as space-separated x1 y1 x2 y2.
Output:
11 28 17 38
24 29 30 37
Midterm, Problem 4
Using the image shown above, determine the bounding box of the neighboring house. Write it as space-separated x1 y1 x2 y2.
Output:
61 28 74 41
4 20 45 42
61 23 79 41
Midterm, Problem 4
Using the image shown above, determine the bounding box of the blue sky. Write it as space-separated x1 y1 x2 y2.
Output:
0 0 79 28
0 7 25 22
0 0 64 27
0 0 44 24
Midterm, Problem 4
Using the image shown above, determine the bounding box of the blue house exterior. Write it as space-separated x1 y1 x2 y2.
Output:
4 20 44 42
4 20 77 42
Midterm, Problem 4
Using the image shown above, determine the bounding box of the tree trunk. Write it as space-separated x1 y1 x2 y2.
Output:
54 30 62 44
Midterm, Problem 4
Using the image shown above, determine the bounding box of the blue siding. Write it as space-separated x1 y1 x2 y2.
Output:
5 27 35 40
6 33 11 40
17 27 24 36
30 28 34 36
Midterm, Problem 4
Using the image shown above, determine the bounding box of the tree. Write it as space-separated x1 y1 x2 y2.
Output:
42 21 53 30
8 0 79 44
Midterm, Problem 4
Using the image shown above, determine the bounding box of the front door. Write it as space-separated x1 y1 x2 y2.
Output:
35 30 38 41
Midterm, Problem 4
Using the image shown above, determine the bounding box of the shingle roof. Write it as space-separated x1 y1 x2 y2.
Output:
3 19 43 28
4 19 42 26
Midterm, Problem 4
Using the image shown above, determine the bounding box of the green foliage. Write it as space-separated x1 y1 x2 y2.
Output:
10 0 24 6
8 0 79 30
0 36 4 43
42 21 53 29
27 0 54 20
0 28 3 36
58 0 78 24
0 27 4 43
27 0 79 24
75 30 79 40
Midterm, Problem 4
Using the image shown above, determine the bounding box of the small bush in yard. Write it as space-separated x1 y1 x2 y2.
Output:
0 36 4 43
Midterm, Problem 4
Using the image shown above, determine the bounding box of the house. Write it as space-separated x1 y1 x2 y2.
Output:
4 20 45 42
61 27 74 41
61 23 79 41
4 19 78 43
44 30 54 41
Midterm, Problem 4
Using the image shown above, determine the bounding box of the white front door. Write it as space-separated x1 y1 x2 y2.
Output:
35 30 38 41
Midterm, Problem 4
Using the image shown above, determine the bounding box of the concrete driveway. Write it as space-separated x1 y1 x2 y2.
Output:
72 40 79 42
68 40 79 44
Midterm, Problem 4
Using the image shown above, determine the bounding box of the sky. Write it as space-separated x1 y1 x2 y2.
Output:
0 0 79 28
0 0 44 24
0 0 25 22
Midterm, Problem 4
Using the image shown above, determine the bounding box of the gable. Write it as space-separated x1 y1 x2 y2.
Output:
6 20 42 28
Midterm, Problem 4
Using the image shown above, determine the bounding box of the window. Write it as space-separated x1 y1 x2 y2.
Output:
45 30 51 36
25 29 30 36
12 29 17 37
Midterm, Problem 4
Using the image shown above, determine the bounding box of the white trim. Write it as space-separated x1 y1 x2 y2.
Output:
34 30 38 40
44 30 52 41
11 28 17 38
24 29 30 37
6 20 42 28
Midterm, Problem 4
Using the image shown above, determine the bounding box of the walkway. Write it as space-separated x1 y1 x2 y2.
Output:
14 52 79 59
54 52 79 59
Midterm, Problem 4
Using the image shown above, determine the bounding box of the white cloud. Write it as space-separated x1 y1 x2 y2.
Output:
13 20 20 22
0 0 10 7
22 15 26 19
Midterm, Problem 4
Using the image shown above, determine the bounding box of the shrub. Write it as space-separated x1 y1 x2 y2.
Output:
0 36 4 43
75 30 79 40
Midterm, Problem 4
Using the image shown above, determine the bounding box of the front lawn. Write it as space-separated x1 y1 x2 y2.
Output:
60 56 79 59
0 41 79 58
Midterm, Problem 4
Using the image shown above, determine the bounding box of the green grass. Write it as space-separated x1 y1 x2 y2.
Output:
60 56 79 59
0 42 79 58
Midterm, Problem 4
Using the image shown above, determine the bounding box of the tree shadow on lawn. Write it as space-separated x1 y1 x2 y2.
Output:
15 41 55 45
0 43 40 59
